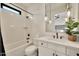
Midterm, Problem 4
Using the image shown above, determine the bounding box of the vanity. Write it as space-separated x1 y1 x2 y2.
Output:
33 3 79 56
33 32 79 56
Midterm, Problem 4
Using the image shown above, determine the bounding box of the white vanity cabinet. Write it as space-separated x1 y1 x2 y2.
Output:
34 36 79 56
38 40 66 56
39 46 55 56
48 42 66 56
39 46 66 56
38 41 53 56
38 40 55 56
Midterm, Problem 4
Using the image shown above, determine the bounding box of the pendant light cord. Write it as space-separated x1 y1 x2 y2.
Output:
49 4 52 22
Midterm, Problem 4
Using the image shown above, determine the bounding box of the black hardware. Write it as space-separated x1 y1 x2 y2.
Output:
27 34 30 36
37 48 39 56
53 53 55 56
56 54 58 56
1 3 21 15
41 43 43 45
27 41 29 43
26 38 30 40
0 29 6 56
53 35 55 39
77 53 79 56
56 32 58 39
26 16 29 19
60 36 62 39
10 3 33 15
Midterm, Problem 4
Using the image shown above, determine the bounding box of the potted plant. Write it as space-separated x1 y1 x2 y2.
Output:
65 17 79 41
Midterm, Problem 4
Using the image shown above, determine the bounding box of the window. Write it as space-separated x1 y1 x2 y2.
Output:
1 3 21 15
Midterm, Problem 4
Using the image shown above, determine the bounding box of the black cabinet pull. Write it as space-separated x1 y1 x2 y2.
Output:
26 38 30 40
53 35 55 39
53 53 55 56
27 34 30 36
41 43 43 45
56 32 58 39
77 53 79 56
60 36 62 39
56 54 58 56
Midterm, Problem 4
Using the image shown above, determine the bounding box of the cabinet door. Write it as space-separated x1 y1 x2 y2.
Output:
67 47 79 56
55 51 66 56
48 42 66 54
38 47 55 56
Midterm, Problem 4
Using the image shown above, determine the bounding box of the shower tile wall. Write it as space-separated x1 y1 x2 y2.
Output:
0 3 45 55
1 11 32 55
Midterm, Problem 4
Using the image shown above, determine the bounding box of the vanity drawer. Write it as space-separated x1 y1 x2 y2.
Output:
67 47 79 56
48 43 66 53
38 41 47 47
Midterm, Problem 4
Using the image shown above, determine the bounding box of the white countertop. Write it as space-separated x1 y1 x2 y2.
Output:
34 36 79 49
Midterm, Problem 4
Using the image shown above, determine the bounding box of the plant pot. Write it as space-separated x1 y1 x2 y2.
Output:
68 35 77 42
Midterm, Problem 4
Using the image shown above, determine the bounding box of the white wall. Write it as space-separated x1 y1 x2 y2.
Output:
71 3 79 20
31 4 45 37
12 3 45 37
46 3 66 32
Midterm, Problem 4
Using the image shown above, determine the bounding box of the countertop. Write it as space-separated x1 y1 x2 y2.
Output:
34 36 79 49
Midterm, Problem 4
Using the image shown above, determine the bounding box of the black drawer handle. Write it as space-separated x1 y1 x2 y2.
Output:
41 43 43 45
77 53 79 56
56 54 58 56
27 34 30 36
53 35 55 39
60 36 62 39
26 38 30 40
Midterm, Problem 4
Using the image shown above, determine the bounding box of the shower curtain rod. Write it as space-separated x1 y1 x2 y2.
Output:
10 3 33 15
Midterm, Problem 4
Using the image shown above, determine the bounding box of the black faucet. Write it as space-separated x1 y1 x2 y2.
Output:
56 32 58 39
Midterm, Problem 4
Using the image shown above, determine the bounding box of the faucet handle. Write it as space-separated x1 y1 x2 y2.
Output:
53 35 55 39
56 32 58 39
60 36 62 39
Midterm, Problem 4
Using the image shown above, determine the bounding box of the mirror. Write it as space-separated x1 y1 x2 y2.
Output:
45 3 79 32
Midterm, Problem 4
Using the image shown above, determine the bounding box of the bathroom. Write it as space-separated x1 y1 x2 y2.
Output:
0 3 79 56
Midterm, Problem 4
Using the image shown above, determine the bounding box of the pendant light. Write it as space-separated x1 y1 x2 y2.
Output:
67 3 71 18
65 3 71 22
49 4 52 24
44 3 48 21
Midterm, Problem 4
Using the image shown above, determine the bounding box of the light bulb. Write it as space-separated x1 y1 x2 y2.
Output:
65 18 68 22
67 10 70 17
44 16 48 21
49 20 52 24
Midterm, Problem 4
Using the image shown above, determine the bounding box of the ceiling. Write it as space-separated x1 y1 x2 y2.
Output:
13 3 44 15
